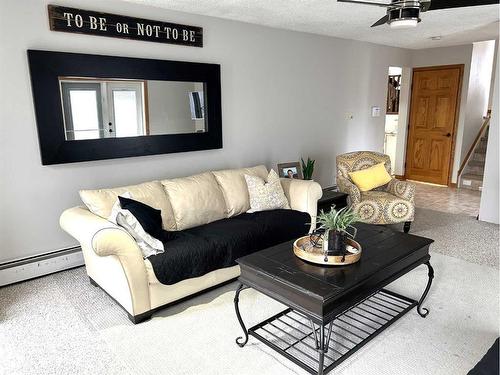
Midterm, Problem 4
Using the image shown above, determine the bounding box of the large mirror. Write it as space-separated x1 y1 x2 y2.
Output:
60 78 206 140
28 50 222 165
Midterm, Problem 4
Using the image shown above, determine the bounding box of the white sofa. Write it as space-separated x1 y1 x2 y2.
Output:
60 165 322 323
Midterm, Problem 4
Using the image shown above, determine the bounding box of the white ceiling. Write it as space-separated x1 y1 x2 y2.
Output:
122 0 499 49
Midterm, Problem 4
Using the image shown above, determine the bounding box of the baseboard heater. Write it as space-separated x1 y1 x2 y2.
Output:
0 247 84 287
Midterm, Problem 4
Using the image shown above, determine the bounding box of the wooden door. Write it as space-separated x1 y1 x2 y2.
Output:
405 65 463 185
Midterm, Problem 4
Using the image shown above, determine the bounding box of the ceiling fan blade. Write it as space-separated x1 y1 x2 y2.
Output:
428 0 499 11
337 0 392 8
371 14 389 26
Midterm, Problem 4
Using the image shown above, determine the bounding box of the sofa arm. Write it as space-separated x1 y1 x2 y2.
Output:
336 176 361 206
60 206 150 315
385 178 416 203
280 178 322 231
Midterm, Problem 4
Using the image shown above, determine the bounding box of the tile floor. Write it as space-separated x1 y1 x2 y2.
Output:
412 181 481 217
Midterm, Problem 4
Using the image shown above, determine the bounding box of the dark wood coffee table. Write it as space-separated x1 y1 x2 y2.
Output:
233 223 434 375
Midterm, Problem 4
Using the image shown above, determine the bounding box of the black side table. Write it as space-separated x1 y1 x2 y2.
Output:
318 188 348 213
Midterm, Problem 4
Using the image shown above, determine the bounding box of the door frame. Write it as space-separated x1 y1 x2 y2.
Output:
404 64 464 186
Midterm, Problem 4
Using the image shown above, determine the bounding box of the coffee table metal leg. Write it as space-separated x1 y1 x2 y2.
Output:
417 261 434 318
234 283 250 347
318 327 325 375
309 320 334 375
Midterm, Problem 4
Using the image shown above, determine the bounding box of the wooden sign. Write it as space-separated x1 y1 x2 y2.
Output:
48 5 203 47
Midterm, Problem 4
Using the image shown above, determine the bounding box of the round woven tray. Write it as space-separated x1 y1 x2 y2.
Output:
293 235 362 266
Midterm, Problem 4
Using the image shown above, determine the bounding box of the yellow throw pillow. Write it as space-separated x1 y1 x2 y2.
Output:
348 162 392 192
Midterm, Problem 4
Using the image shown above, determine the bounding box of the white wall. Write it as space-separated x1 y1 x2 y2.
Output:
393 66 412 176
461 40 496 163
0 0 411 262
384 114 398 173
479 52 499 224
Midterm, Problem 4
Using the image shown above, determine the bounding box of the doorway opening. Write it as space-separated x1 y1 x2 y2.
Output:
384 66 402 175
393 40 496 218
404 64 464 186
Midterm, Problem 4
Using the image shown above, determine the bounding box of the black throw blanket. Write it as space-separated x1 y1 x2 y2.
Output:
148 209 310 285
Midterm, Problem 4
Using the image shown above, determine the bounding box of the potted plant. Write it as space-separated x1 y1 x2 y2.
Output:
316 206 359 257
301 157 315 180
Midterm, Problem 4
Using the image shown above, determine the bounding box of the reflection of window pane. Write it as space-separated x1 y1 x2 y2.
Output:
69 91 99 131
73 130 100 140
113 90 140 137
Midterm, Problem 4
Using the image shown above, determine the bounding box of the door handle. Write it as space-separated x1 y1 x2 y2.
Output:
445 133 451 137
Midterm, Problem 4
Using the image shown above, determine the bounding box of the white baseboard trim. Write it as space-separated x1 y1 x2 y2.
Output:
0 247 84 287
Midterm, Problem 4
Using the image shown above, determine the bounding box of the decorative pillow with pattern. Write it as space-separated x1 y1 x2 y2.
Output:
244 169 290 213
108 193 164 258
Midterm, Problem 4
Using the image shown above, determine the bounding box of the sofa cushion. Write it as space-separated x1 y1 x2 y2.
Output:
236 209 310 248
79 180 176 231
185 216 266 262
212 165 268 217
149 231 233 286
161 172 227 231
148 209 310 285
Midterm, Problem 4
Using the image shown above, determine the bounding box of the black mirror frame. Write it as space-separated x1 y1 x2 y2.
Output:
27 50 222 165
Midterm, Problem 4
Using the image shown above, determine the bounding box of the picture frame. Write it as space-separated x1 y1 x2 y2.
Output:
277 162 303 179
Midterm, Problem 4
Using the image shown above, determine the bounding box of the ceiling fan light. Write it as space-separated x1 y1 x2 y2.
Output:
389 19 419 28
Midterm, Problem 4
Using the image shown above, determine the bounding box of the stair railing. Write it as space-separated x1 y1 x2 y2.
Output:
457 114 491 180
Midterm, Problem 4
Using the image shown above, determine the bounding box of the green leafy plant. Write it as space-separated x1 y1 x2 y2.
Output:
301 157 315 180
317 206 359 235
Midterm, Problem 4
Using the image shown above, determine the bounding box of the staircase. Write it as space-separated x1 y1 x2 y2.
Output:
459 124 489 191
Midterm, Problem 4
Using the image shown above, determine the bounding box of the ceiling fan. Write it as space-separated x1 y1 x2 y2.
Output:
337 0 500 28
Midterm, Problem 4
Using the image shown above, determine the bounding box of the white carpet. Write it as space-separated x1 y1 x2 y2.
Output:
0 209 498 375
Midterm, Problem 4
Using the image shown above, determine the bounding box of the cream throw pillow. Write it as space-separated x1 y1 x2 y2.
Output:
244 169 290 213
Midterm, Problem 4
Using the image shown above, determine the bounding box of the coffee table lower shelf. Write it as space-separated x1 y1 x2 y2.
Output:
248 289 417 375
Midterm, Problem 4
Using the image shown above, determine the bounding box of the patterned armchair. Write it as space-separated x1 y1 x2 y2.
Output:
336 151 416 232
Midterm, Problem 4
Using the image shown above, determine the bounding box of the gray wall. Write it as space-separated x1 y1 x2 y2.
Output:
479 52 499 224
147 81 200 135
0 0 411 262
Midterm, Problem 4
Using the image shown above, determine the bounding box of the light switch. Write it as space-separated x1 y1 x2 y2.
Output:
371 106 381 117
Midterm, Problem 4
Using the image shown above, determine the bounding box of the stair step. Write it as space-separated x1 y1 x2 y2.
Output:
473 153 486 162
468 159 485 167
465 166 484 176
462 173 483 181
460 174 483 191
460 184 482 192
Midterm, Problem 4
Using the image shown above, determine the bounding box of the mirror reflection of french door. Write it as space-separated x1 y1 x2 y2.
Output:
106 82 145 138
60 80 146 140
61 82 104 140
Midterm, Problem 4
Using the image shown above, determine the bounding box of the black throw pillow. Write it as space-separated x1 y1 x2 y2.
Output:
118 196 163 239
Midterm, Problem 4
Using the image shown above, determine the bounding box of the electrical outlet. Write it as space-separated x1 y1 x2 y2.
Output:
346 112 354 120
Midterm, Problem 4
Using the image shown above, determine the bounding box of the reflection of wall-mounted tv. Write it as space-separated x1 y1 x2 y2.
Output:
189 91 205 120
